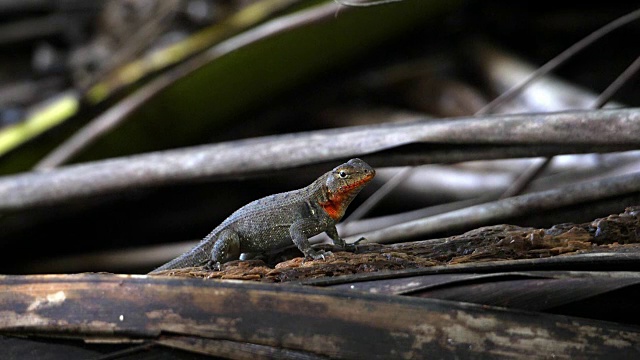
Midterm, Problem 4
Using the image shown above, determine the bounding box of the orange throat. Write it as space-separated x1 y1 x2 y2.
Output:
319 179 369 221
320 197 344 221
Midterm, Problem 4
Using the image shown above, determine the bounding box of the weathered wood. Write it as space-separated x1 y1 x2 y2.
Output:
1 274 640 359
0 334 129 360
351 184 640 244
327 271 640 310
156 335 326 360
153 206 640 283
1 108 639 211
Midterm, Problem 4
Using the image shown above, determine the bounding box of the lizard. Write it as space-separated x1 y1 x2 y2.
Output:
149 158 375 273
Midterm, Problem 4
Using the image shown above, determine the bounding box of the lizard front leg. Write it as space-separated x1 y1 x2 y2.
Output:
325 225 359 252
325 225 347 248
209 229 241 268
290 219 330 260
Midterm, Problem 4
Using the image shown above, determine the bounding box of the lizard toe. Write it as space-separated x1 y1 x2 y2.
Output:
315 250 332 260
353 237 367 245
305 249 332 261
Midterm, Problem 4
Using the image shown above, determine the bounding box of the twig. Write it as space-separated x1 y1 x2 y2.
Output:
1 108 639 211
472 42 624 113
499 54 640 198
35 0 339 170
78 0 180 90
348 7 640 219
476 7 640 114
486 8 640 197
342 167 412 223
499 157 552 199
349 170 640 244
592 55 640 109
339 196 489 236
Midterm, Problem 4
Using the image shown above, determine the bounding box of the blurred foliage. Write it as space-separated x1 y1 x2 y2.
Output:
80 0 454 160
0 0 456 173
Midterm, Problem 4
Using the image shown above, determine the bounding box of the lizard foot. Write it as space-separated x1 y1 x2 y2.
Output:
344 237 367 252
304 249 332 262
353 237 367 245
204 260 222 271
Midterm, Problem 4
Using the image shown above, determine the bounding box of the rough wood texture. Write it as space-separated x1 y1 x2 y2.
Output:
153 206 640 282
1 274 640 359
2 207 640 358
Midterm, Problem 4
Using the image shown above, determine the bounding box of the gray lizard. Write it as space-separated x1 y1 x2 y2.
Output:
150 158 375 273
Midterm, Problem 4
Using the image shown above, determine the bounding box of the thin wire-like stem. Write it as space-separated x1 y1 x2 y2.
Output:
346 8 640 220
34 0 313 170
348 171 640 244
477 7 640 114
343 167 412 223
499 158 552 199
592 55 640 109
499 53 640 198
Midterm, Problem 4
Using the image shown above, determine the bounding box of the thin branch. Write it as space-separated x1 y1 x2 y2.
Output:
499 54 640 198
592 55 640 109
348 7 640 219
0 108 639 211
77 1 180 90
348 171 640 244
472 41 624 113
499 157 552 199
339 196 489 236
366 144 635 170
34 0 344 170
343 167 412 223
476 7 640 114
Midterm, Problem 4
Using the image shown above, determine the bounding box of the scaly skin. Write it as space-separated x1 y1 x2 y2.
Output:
150 158 375 273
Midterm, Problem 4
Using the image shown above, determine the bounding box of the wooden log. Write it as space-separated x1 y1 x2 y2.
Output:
1 274 639 358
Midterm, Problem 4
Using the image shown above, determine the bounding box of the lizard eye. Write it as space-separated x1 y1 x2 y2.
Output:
339 171 348 178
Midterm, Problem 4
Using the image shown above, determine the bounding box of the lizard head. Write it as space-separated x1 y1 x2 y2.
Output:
320 158 375 221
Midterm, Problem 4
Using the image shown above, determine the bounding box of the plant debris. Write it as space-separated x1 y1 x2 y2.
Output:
151 206 640 281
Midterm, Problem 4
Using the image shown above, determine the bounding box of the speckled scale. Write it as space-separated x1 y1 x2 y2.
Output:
150 158 375 273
